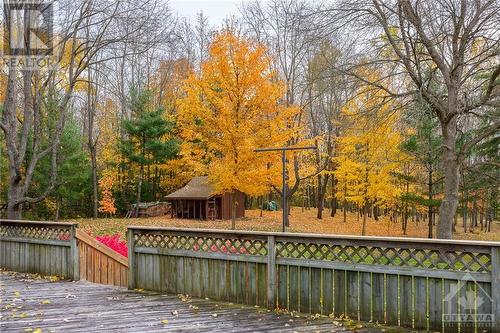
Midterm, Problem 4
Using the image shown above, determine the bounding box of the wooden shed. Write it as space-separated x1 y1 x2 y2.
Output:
165 176 245 220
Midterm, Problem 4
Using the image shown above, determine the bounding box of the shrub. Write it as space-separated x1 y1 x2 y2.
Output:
95 234 128 257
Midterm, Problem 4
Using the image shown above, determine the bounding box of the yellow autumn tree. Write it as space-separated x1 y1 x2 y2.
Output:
178 30 298 228
96 98 120 215
98 174 116 215
0 72 6 104
335 74 403 235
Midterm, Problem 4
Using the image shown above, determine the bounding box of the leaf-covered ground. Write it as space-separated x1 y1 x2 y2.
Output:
67 207 500 241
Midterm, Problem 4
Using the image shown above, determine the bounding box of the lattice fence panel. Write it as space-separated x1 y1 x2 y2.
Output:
0 224 72 241
275 241 491 273
134 233 268 256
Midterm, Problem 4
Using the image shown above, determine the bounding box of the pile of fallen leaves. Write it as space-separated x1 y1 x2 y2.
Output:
67 207 500 242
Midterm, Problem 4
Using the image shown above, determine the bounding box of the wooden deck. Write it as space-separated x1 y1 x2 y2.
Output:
0 271 350 332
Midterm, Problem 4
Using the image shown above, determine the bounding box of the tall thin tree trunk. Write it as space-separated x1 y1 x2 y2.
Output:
135 136 146 218
362 203 367 236
231 192 236 230
343 182 347 223
330 175 336 217
428 169 433 238
90 147 98 218
437 120 459 239
135 164 144 218
317 175 328 219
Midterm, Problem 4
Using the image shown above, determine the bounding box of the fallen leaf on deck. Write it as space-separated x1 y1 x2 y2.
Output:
41 300 50 305
171 310 178 316
161 319 169 324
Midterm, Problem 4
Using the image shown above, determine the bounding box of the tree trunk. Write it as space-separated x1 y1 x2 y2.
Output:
330 175 336 217
7 178 22 220
90 146 99 218
437 120 459 239
231 192 236 230
428 169 433 239
316 174 328 219
343 199 347 223
342 182 347 223
462 182 468 233
361 203 367 236
135 163 144 218
260 196 263 217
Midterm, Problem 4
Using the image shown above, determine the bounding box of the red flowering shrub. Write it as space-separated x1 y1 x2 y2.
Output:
95 234 128 258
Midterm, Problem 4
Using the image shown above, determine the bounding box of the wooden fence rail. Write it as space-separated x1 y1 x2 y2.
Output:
76 229 128 287
128 226 500 333
2 220 499 332
0 219 78 279
0 220 127 287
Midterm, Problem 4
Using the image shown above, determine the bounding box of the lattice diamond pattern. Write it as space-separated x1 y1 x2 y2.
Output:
134 233 267 256
0 225 71 241
276 241 491 273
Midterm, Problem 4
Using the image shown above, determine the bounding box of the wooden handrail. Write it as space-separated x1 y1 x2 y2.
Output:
128 226 500 247
75 229 128 267
0 219 78 227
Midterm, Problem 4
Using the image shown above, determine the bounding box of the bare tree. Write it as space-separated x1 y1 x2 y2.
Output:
329 0 500 238
242 0 330 220
0 0 172 219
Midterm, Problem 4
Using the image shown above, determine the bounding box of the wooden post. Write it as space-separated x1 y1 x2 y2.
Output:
491 246 500 333
70 224 79 281
128 228 136 289
267 235 276 309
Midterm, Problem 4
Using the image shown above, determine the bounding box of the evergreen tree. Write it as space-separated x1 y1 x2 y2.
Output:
29 119 92 219
401 101 442 238
119 89 179 217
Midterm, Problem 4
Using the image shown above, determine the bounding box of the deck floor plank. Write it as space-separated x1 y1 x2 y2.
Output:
0 271 350 332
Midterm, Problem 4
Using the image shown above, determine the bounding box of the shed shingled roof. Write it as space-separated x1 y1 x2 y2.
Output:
165 176 215 200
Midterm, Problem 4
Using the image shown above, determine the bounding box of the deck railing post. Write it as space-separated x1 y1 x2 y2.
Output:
491 246 500 333
127 228 136 289
70 224 79 281
267 235 276 309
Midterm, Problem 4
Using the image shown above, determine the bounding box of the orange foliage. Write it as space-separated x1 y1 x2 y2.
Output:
0 72 6 104
178 30 299 198
98 175 116 215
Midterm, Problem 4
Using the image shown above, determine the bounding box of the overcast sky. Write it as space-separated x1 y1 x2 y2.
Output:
168 0 245 26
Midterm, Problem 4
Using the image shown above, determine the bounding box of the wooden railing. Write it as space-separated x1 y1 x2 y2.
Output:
0 219 78 279
128 227 500 333
0 220 127 287
76 230 128 287
2 220 499 332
